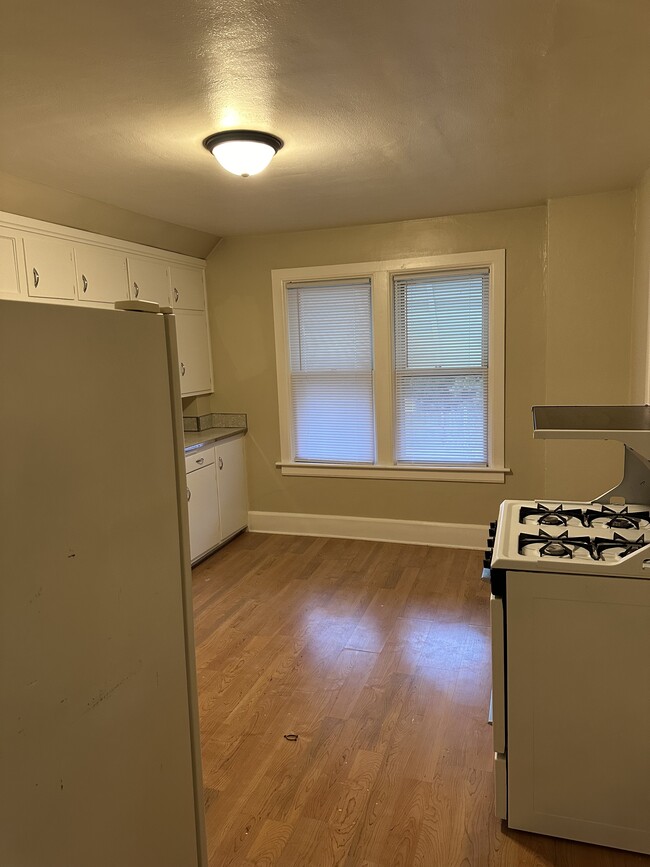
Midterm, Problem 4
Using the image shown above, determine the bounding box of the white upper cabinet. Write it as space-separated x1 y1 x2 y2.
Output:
0 232 25 298
74 245 128 304
175 310 213 396
127 256 170 307
0 211 214 400
170 265 206 311
23 233 76 300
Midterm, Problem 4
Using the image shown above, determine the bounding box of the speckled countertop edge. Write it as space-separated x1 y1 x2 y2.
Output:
184 426 247 452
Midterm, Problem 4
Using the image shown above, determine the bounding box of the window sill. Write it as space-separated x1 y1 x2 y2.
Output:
276 461 510 483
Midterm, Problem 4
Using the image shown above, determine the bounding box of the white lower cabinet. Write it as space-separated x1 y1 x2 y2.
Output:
186 456 221 563
216 437 248 541
185 436 248 564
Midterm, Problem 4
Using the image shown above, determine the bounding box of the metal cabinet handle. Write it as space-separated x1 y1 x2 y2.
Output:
173 287 179 302
82 274 88 293
33 268 40 288
187 488 191 501
218 457 224 470
133 282 140 298
180 362 186 376
196 457 204 465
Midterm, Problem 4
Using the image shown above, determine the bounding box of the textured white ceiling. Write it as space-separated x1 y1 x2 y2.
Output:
1 0 649 236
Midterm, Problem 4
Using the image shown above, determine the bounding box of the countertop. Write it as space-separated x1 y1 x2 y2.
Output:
184 426 247 452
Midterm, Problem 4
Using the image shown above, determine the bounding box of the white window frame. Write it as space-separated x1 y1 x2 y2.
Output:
272 249 507 483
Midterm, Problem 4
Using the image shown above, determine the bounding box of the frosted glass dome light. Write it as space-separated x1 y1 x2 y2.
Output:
202 130 284 178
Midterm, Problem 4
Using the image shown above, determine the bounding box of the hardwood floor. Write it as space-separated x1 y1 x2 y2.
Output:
192 532 647 867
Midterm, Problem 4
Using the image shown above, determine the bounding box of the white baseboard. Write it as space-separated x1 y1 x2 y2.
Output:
247 511 487 550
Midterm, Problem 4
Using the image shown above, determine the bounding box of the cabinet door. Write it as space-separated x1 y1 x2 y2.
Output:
0 232 25 297
186 462 221 562
170 265 205 311
127 256 170 306
23 233 76 299
75 245 129 304
175 310 213 396
216 437 248 540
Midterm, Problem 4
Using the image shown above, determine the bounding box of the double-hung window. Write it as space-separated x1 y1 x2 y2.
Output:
272 250 506 482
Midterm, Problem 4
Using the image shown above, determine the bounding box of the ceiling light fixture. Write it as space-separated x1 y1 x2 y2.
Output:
202 130 284 178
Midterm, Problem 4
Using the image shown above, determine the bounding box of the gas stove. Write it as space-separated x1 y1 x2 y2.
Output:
488 500 650 579
485 408 650 856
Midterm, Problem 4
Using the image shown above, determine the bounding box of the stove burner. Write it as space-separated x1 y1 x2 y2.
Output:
520 503 586 527
592 533 648 559
544 540 572 557
518 530 597 560
584 505 650 531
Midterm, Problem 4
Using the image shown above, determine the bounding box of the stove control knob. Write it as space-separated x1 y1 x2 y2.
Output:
489 521 497 533
483 553 492 568
487 534 495 548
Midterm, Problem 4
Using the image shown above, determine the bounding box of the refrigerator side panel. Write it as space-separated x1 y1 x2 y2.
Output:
163 310 209 867
0 300 200 867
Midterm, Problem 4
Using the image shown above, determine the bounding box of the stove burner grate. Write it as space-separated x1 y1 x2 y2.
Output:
584 505 650 531
592 533 648 559
518 530 597 559
519 503 586 527
518 530 649 561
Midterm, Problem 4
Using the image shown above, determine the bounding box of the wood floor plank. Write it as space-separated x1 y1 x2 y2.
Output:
193 532 643 867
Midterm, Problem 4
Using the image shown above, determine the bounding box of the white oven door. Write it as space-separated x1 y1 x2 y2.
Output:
506 570 650 853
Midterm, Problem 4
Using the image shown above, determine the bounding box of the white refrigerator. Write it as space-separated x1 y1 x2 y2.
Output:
0 298 207 866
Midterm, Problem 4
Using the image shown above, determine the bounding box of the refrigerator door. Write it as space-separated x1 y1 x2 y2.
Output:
0 300 204 867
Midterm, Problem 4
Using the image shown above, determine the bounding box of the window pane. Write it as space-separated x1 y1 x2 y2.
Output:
288 284 372 372
400 282 485 368
395 372 488 464
287 279 375 463
394 270 489 465
292 374 375 462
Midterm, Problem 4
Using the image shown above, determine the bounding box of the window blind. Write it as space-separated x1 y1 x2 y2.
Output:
393 269 489 465
287 278 375 463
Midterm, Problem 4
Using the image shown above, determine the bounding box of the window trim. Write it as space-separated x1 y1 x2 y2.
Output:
272 249 508 483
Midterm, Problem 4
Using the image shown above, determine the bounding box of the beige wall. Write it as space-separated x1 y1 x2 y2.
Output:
630 169 650 403
206 190 638 526
0 171 218 258
544 191 636 502
206 206 548 525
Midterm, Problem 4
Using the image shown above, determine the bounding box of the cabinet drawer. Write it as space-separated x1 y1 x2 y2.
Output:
185 447 215 474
